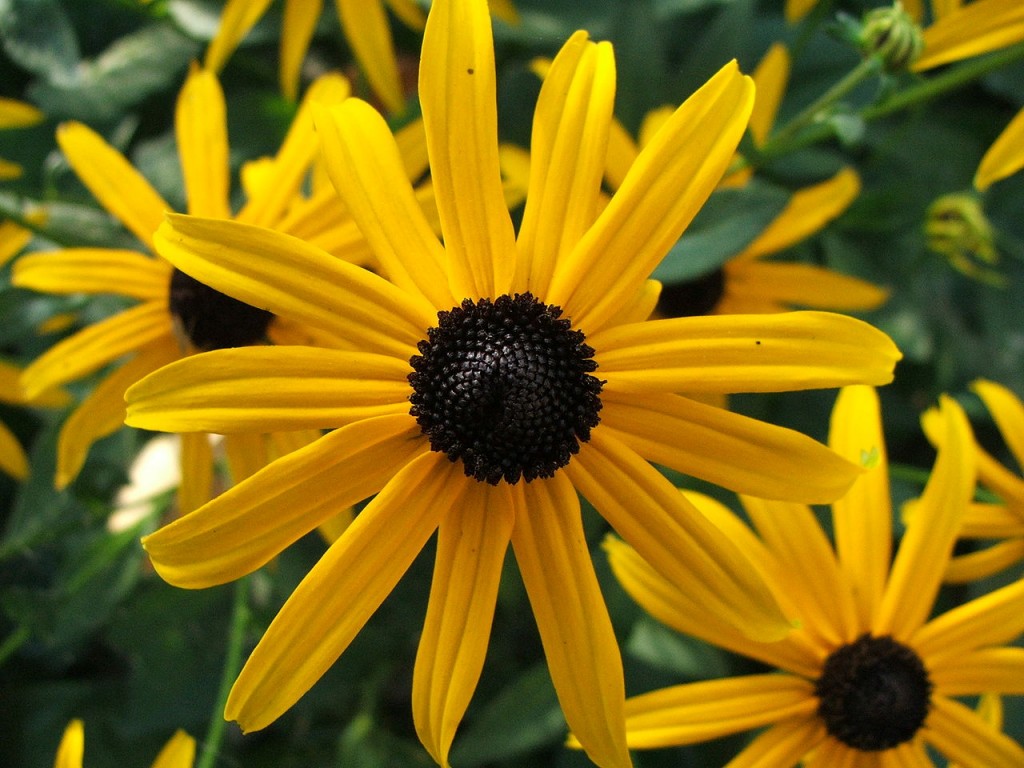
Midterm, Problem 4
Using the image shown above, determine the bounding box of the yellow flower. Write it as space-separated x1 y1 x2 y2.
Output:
126 1 900 765
54 719 194 768
923 380 1024 583
0 96 43 180
205 0 518 108
12 67 354 508
608 386 1024 766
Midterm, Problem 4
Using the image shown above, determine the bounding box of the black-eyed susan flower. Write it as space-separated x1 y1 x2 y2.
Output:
12 66 352 509
924 379 1024 583
0 96 43 180
125 1 900 765
54 719 194 768
607 385 1024 766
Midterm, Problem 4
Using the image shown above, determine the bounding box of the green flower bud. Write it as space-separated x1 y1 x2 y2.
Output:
925 193 1005 286
858 2 925 73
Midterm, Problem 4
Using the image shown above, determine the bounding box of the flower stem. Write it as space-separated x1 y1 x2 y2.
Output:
197 578 250 768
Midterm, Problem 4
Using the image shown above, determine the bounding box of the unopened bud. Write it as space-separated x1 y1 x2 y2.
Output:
859 3 924 73
925 193 1005 286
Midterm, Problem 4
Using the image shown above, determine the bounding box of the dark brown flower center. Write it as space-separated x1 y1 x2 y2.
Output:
815 634 932 751
408 292 603 485
655 268 726 317
168 268 273 351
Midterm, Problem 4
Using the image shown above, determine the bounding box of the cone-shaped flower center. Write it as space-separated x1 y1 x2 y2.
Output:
656 268 726 317
815 634 932 751
408 292 604 485
169 268 274 351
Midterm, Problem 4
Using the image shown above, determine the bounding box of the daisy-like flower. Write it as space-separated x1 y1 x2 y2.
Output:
126 1 900 765
205 0 518 108
12 66 352 508
54 719 194 768
923 379 1024 583
0 96 43 180
607 385 1024 766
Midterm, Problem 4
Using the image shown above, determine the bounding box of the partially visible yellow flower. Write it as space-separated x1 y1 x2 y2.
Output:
923 380 1024 583
54 719 194 768
975 105 1024 191
605 386 1024 766
0 361 69 480
914 0 1024 71
0 96 43 180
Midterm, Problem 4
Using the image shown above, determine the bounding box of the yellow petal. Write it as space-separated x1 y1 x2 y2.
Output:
54 719 85 768
735 168 861 260
727 716 826 768
875 396 975 639
911 576 1024 660
150 730 196 768
385 0 427 30
486 0 518 25
510 472 630 768
314 100 453 309
591 311 901 394
959 502 1024 538
569 431 791 641
13 249 171 301
972 379 1024 474
0 220 33 267
749 42 791 146
828 385 892 631
0 96 43 128
0 158 24 180
548 61 753 332
604 117 638 193
57 122 171 252
725 261 889 312
222 432 269 485
125 346 411 434
944 538 1024 583
225 452 458 732
975 107 1024 190
177 67 231 220
144 414 425 588
619 675 816 749
601 391 861 503
915 0 1024 71
931 647 1024 695
0 419 28 480
204 0 274 73
420 0 517 299
280 0 323 101
925 695 1024 768
931 0 963 21
515 31 615 297
154 214 437 357
336 0 405 115
20 300 171 398
413 481 514 767
56 339 178 490
784 0 819 23
178 432 215 516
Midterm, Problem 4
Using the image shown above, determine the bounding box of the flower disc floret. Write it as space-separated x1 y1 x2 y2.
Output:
815 633 933 751
169 268 274 351
408 292 604 485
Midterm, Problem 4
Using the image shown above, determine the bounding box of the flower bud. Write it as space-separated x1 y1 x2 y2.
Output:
925 193 1005 286
858 2 924 72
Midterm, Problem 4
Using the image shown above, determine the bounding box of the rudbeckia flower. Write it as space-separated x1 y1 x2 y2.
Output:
126 1 900 765
608 386 1024 766
54 719 194 768
0 96 43 180
12 66 354 509
923 379 1024 583
205 0 518 108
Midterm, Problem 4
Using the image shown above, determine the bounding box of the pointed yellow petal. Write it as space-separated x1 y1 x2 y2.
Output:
150 730 196 768
592 311 901 394
336 0 405 114
601 391 861 503
569 431 791 641
619 675 816 749
144 414 425 588
972 379 1024 473
57 122 171 252
223 432 269 485
828 385 891 631
911 576 1024 660
154 214 437 357
0 220 32 267
510 472 630 768
931 647 1024 695
56 339 178 489
925 695 1024 768
548 61 753 331
915 0 1024 71
975 107 1024 190
385 0 426 29
0 96 43 128
54 719 85 768
728 716 826 768
280 0 323 101
784 0 818 23
314 100 453 309
944 538 1024 583
515 32 615 296
177 67 230 220
413 482 513 767
178 432 214 515
225 452 457 732
13 249 171 301
604 117 638 193
420 0 517 299
735 168 861 260
960 502 1024 537
204 0 275 73
125 346 411 433
749 42 790 145
0 419 29 480
725 261 889 312
21 300 171 398
875 396 975 638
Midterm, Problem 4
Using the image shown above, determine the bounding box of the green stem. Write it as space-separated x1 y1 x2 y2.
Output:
888 462 1003 503
197 578 250 768
0 625 30 668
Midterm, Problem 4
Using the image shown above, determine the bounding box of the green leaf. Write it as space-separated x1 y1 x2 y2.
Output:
0 0 79 79
626 617 730 680
449 663 564 766
652 182 790 284
28 23 200 123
